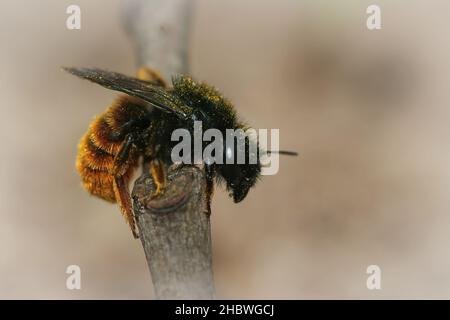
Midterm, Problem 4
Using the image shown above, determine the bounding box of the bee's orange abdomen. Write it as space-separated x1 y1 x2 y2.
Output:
105 95 149 130
89 117 122 155
76 152 116 202
79 133 115 171
76 96 145 202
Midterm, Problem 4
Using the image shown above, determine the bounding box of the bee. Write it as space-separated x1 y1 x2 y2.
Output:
66 66 297 238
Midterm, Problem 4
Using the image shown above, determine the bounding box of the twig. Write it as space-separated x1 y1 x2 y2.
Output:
122 0 215 299
121 0 192 79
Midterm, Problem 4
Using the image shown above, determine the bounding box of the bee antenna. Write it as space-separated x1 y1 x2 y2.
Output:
266 150 298 156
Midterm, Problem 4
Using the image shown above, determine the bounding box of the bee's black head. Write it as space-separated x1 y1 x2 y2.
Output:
212 131 261 202
218 162 261 203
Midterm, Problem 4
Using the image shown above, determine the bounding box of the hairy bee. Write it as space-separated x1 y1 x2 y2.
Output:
66 66 296 238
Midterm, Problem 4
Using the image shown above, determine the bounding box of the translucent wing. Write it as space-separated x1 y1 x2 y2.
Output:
63 67 190 119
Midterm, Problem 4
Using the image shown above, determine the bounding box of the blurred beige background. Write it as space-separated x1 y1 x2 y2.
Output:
1 0 450 299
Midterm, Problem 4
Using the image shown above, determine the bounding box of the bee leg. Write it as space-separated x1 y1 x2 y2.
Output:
136 67 167 87
111 134 135 176
112 134 139 239
149 158 167 198
204 164 215 216
113 176 139 239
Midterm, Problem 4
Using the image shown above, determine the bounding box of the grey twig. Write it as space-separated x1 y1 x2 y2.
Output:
122 0 193 80
121 0 215 299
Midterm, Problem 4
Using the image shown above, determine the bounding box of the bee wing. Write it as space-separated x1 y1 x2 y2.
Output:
63 67 190 119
